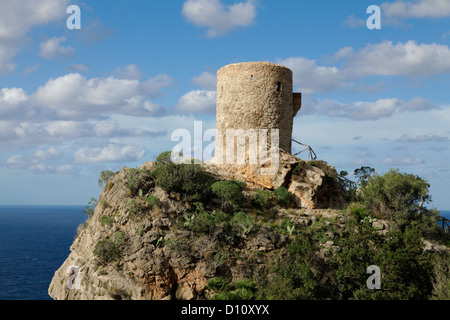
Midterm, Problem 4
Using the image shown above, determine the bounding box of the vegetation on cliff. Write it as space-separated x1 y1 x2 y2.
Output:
50 152 449 300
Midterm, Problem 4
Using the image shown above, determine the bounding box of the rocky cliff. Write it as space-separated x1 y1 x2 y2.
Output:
48 153 448 300
48 153 347 300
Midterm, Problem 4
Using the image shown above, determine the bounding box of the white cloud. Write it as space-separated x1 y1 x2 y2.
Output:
0 0 69 73
381 0 450 19
114 64 143 80
6 155 27 170
31 73 172 119
381 157 424 166
182 0 257 37
0 119 165 150
174 90 217 114
140 74 174 98
33 147 62 162
304 96 439 121
277 57 345 94
0 88 29 105
0 88 29 119
340 41 450 77
191 71 217 90
39 36 75 59
5 147 71 174
0 70 171 152
74 143 146 163
278 41 450 94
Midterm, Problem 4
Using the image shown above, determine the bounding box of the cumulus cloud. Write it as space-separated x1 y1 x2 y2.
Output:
114 64 143 80
30 72 172 120
140 74 174 98
190 71 217 90
39 36 75 59
0 69 171 154
344 0 450 28
14 147 62 165
0 0 69 72
0 0 68 40
277 57 345 94
74 143 146 163
0 120 165 150
182 0 257 37
304 96 439 121
174 90 217 115
381 0 450 20
278 41 450 94
4 147 77 174
339 41 450 77
0 88 30 119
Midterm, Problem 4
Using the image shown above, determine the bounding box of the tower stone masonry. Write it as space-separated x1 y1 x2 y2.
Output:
215 61 301 165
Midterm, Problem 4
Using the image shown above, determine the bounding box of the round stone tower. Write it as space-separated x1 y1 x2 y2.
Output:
215 61 301 164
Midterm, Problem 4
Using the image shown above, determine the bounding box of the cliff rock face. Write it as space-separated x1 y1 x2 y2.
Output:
48 156 345 300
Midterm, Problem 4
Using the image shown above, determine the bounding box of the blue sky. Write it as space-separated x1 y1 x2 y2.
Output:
0 0 449 210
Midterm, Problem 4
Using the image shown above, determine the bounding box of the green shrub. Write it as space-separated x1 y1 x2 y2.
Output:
153 151 213 202
346 202 370 221
251 189 274 209
83 197 98 220
359 169 439 235
207 277 231 292
430 253 450 300
230 211 254 236
254 234 318 300
211 181 244 210
145 195 160 207
126 199 142 216
99 215 114 227
281 220 296 237
125 168 154 195
328 217 433 300
98 170 115 188
360 169 430 218
210 292 234 300
94 239 121 265
274 186 293 205
106 181 115 191
114 231 126 246
233 279 257 291
232 288 254 300
208 278 257 300
187 206 229 235
230 180 246 189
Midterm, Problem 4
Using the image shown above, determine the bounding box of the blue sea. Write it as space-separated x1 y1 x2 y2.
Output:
0 206 86 300
0 206 448 300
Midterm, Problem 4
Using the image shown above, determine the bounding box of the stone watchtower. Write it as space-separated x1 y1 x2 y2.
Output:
214 61 302 164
